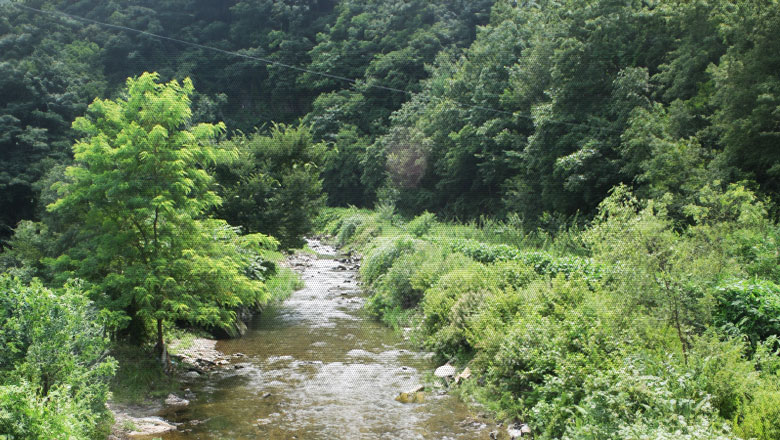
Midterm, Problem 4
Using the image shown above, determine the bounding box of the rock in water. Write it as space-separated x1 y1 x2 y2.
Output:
128 417 177 437
395 391 425 404
408 385 425 393
165 393 190 408
434 363 456 378
395 392 411 403
182 370 201 380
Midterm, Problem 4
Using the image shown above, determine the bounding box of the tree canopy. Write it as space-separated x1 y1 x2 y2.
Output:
47 72 273 353
214 123 327 249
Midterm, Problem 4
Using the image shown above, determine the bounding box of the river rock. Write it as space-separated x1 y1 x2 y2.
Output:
407 385 424 393
165 393 190 408
434 363 456 378
507 423 531 439
454 366 472 384
127 417 177 437
183 371 201 380
395 391 425 404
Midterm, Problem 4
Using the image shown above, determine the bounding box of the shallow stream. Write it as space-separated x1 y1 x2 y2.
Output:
158 239 495 439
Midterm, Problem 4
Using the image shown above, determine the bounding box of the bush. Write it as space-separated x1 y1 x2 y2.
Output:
715 279 780 346
481 310 741 440
366 253 419 316
441 238 602 282
348 215 385 248
360 235 420 285
477 278 620 426
0 275 116 439
367 244 433 312
314 207 344 234
732 338 780 440
366 245 475 327
564 354 739 440
406 211 437 237
214 124 327 250
419 261 493 359
410 249 474 294
443 238 521 263
336 214 366 246
733 384 780 440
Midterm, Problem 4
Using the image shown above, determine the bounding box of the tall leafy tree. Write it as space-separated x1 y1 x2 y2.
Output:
303 0 494 207
375 0 532 217
506 0 672 219
711 0 780 202
0 4 108 242
47 72 271 356
215 123 327 249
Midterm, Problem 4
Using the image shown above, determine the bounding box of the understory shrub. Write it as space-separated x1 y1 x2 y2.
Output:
336 214 366 246
563 353 739 440
366 243 447 317
419 261 494 359
733 384 780 440
715 279 780 346
360 235 420 285
440 238 603 282
406 211 437 237
0 276 116 439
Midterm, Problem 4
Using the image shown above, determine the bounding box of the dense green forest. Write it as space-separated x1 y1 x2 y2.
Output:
1 0 780 438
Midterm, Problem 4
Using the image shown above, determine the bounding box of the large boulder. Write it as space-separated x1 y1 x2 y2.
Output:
434 363 456 378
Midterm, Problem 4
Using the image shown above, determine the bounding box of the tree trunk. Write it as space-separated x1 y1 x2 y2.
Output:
155 318 168 368
121 300 146 345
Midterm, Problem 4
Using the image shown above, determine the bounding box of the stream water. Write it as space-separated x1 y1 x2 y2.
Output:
157 239 496 439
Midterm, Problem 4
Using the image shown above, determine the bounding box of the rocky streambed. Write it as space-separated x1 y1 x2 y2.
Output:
112 239 511 439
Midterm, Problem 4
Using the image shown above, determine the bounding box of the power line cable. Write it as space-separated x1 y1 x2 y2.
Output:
10 2 624 133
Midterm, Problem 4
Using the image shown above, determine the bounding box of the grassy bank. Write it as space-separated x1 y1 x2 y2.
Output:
319 186 780 440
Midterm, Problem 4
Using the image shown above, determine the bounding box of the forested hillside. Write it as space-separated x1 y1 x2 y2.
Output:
1 0 780 438
0 0 490 238
3 0 780 232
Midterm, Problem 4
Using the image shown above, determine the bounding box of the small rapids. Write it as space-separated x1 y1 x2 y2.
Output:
156 239 496 439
